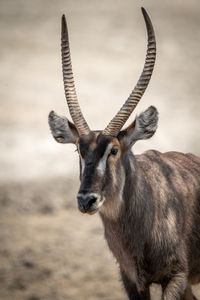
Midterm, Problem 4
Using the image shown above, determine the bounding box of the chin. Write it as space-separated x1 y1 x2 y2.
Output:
78 206 99 215
78 197 105 215
86 204 102 215
83 203 105 215
87 209 99 215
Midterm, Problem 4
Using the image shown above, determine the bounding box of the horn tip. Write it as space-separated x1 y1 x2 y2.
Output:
141 7 155 38
61 14 68 37
141 7 146 13
141 7 148 19
62 14 66 21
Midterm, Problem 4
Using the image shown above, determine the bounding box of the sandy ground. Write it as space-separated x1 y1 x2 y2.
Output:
1 0 200 299
0 180 200 300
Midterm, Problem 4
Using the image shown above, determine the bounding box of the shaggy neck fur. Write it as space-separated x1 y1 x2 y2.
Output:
100 150 154 257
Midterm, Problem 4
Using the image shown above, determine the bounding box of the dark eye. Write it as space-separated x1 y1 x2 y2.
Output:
110 148 118 156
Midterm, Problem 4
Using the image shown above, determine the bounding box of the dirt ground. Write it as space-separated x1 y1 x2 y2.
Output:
0 180 200 300
1 0 200 299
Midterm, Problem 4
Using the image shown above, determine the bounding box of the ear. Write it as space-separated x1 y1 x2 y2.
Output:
118 106 158 149
48 111 79 144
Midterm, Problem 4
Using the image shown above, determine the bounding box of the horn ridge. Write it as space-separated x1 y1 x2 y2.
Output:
61 14 90 136
102 8 156 137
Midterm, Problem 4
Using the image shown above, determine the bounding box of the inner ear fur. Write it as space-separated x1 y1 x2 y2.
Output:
118 106 158 149
48 111 79 144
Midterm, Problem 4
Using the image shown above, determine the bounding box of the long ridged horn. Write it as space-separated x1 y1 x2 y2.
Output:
61 15 90 136
102 7 156 137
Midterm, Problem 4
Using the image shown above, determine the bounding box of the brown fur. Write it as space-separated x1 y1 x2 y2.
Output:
49 107 200 299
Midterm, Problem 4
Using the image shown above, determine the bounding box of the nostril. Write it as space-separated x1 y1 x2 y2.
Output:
77 195 83 203
87 195 97 207
77 193 100 212
77 195 86 212
78 201 85 211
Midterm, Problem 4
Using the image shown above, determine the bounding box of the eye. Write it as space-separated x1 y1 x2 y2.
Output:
110 148 118 156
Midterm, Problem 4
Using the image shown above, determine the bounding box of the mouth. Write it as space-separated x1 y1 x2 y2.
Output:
78 196 105 215
78 206 98 214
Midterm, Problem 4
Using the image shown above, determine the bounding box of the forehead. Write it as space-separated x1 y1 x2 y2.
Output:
78 132 118 158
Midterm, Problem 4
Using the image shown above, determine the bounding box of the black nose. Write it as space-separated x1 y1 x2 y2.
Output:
77 194 98 212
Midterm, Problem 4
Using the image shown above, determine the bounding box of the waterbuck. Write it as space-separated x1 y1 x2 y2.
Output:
48 8 200 300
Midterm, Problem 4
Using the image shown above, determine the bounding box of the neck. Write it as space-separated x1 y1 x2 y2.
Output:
99 150 154 241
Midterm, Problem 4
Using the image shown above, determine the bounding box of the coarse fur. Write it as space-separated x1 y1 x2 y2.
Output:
49 106 200 299
48 7 199 299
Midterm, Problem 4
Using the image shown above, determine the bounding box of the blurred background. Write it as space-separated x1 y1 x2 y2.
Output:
0 0 200 299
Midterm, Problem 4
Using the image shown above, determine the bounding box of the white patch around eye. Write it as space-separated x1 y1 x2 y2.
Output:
97 144 113 176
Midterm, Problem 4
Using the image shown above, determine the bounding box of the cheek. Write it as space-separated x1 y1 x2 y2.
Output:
100 158 119 190
108 159 119 187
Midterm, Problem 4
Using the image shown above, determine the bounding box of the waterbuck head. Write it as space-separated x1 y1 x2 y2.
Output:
49 8 158 215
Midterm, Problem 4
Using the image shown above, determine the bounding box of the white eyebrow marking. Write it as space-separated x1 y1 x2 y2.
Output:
77 144 85 175
97 143 113 176
80 157 85 175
